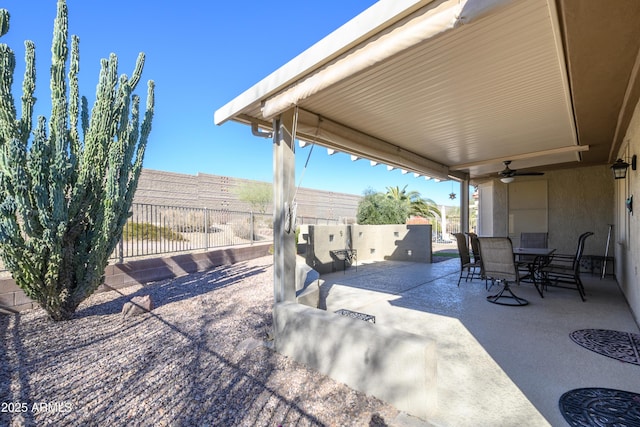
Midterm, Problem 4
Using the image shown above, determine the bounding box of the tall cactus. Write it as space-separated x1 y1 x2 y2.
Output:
0 0 154 320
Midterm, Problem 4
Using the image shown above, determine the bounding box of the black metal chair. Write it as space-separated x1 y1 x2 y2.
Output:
519 232 548 257
539 232 593 301
453 233 481 287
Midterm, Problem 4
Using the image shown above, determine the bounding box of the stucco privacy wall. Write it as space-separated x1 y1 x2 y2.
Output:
302 224 432 274
135 169 361 221
274 302 437 421
0 243 271 313
617 96 640 325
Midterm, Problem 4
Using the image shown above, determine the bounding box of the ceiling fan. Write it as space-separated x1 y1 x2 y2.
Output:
498 161 544 183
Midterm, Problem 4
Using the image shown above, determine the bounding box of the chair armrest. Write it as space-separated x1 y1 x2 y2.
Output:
546 253 574 265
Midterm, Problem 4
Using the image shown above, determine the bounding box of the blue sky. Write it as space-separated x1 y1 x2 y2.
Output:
2 0 464 206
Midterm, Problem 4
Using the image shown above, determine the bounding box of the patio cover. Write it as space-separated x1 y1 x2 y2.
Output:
215 0 640 181
213 2 640 416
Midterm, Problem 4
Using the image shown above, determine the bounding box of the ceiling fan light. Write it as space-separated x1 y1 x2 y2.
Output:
500 176 515 184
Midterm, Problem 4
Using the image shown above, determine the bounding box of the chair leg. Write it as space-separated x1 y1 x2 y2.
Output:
576 277 586 301
486 280 529 306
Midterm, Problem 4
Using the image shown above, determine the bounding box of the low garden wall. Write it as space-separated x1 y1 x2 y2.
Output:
0 242 271 313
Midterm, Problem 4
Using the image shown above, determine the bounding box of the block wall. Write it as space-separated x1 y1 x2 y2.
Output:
304 224 432 274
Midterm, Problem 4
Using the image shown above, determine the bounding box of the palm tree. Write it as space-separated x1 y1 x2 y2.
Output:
385 185 441 221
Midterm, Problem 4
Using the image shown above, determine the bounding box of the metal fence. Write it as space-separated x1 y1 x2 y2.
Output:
111 204 269 262
0 203 345 273
111 203 344 262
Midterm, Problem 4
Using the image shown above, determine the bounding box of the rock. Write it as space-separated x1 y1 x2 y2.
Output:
122 295 154 318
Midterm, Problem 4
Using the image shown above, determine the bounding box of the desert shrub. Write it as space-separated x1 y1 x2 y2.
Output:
123 222 185 241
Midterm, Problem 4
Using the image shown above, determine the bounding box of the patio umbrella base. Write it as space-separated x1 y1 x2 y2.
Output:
486 283 529 306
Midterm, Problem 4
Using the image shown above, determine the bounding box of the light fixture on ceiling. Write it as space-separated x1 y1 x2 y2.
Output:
611 155 637 179
500 176 515 184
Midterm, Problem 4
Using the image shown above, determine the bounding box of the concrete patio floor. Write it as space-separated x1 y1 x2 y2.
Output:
319 258 640 426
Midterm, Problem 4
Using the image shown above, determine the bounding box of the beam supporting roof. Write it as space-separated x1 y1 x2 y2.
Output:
293 108 456 181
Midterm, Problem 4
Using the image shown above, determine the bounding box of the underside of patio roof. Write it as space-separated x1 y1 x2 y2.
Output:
215 0 640 182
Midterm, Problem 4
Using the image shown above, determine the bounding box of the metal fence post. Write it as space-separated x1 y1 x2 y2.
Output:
205 208 209 251
250 211 254 245
118 238 124 264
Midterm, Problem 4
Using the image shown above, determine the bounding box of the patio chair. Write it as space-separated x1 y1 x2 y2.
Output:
520 232 548 253
453 233 480 287
539 231 593 301
466 232 487 288
478 237 527 306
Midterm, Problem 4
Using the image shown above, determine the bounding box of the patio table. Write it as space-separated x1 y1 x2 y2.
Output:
514 247 556 298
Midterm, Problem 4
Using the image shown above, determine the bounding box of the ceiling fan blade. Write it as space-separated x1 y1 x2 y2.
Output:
514 171 544 176
498 160 544 177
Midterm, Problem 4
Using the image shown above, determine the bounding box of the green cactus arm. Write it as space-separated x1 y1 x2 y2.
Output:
68 35 80 178
0 9 9 38
0 44 17 142
49 0 68 144
68 57 114 218
18 40 36 145
7 137 40 236
27 116 52 232
48 0 70 226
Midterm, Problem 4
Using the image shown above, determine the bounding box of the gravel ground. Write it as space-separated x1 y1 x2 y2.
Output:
0 256 399 426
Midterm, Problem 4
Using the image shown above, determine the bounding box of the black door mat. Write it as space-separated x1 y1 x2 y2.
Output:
559 388 640 427
570 329 640 366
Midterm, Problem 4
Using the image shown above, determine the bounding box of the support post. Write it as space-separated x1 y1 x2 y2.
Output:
460 178 470 235
273 109 297 303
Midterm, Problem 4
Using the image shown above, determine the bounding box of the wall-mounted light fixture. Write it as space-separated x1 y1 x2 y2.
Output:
611 155 637 179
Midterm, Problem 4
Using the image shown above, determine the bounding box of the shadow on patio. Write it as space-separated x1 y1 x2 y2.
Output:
319 259 640 426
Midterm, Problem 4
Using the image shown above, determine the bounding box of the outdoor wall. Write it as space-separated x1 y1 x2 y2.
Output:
546 165 614 256
478 166 613 256
303 224 432 274
616 97 640 325
0 243 271 313
135 169 361 221
477 180 507 237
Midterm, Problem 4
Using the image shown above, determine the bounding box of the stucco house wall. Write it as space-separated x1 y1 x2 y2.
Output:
477 165 613 257
616 97 640 325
